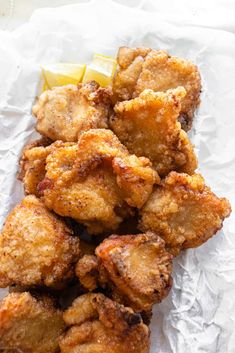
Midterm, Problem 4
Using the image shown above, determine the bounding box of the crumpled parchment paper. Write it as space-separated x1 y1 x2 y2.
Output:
0 1 234 352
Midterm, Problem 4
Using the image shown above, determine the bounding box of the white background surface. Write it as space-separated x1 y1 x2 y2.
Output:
1 0 235 31
0 1 235 353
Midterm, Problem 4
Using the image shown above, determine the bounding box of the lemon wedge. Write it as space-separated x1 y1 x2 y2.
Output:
41 63 86 90
83 54 117 87
42 80 49 92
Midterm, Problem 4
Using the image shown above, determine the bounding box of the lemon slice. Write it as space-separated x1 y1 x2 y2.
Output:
41 63 86 90
93 54 117 75
83 54 117 87
42 80 49 92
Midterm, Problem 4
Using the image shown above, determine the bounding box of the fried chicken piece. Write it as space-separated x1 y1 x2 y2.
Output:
112 47 201 130
76 255 99 292
0 292 65 353
0 195 80 288
18 137 52 196
32 81 111 142
110 87 197 176
96 232 172 311
112 47 151 102
18 139 75 197
38 129 158 234
75 233 99 293
76 232 172 312
139 172 231 256
39 139 126 234
59 293 150 353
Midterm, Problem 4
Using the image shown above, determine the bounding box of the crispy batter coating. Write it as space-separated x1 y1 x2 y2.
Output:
59 293 150 353
18 140 76 197
0 195 80 288
0 292 65 353
139 172 231 256
76 254 99 291
110 87 197 176
76 232 172 312
96 232 172 311
32 81 111 142
18 137 53 196
112 47 151 102
112 47 201 130
39 139 126 234
38 129 158 234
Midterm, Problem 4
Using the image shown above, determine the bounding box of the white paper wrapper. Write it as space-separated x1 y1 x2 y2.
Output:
0 1 234 352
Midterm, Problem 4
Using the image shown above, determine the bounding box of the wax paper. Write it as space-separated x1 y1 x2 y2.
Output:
0 1 234 352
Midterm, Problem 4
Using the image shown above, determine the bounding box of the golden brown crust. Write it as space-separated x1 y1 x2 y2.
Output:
139 172 231 255
95 232 172 311
37 129 158 234
59 293 150 353
112 47 201 131
32 81 111 142
112 47 151 102
75 255 99 291
110 88 197 176
0 195 80 288
18 136 51 180
75 232 172 312
0 292 65 353
113 155 160 208
18 137 53 196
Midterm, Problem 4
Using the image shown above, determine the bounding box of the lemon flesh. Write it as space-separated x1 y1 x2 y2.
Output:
83 54 117 87
41 63 86 90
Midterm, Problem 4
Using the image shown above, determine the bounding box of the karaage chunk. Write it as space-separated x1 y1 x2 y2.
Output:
32 81 111 142
0 292 65 353
18 137 54 196
76 254 99 291
112 47 201 130
96 232 172 311
19 140 76 197
0 195 80 288
38 129 158 234
76 232 172 312
112 47 151 102
110 87 197 176
113 154 159 208
139 172 231 256
59 293 150 353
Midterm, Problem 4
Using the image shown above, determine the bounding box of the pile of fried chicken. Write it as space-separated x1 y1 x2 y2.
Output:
0 47 231 353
